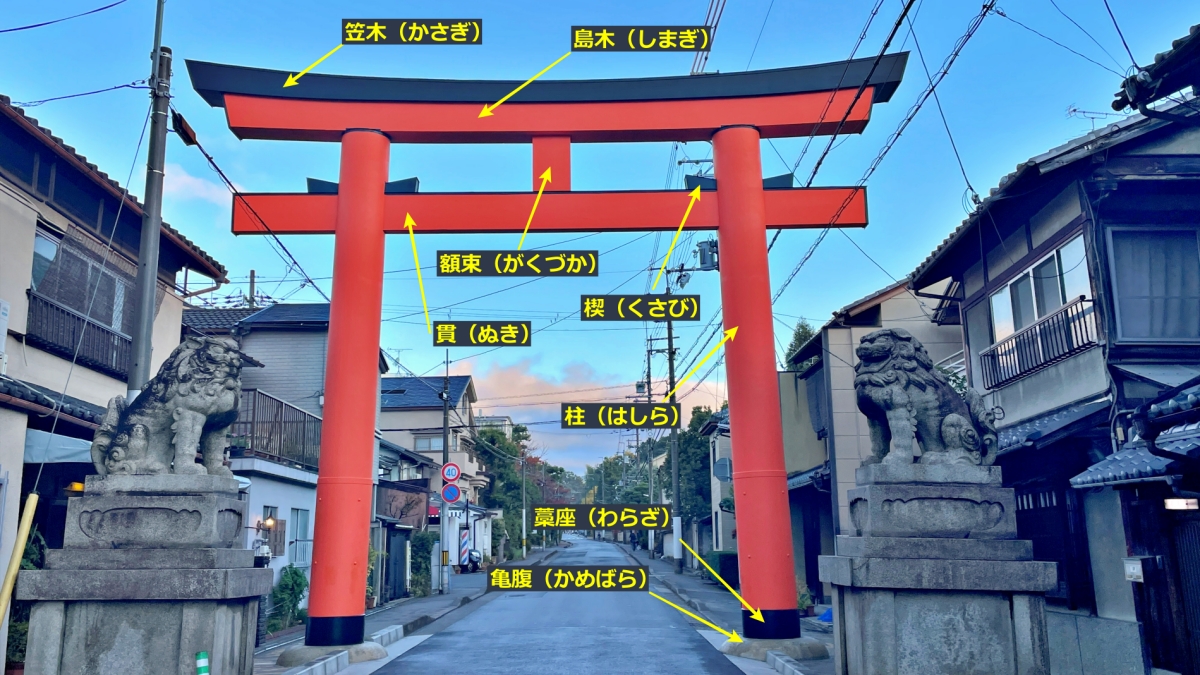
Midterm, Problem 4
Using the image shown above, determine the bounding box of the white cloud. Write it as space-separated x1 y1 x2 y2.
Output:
162 163 234 206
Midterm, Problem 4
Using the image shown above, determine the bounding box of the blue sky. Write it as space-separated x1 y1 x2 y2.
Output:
3 1 1194 471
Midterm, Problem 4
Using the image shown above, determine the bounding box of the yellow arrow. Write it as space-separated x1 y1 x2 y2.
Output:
404 214 432 333
650 591 743 643
517 167 552 250
283 44 344 88
680 540 764 622
479 52 572 117
651 186 702 291
663 326 737 402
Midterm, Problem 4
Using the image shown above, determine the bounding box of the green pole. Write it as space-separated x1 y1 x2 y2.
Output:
196 651 210 674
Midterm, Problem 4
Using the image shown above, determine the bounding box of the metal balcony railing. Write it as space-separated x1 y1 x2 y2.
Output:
979 296 1098 390
229 388 322 472
24 290 131 380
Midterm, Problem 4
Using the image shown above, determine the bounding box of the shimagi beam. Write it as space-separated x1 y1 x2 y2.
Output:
230 188 867 235
186 55 907 143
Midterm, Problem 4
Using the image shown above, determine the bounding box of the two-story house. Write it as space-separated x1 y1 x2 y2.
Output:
0 95 226 668
378 375 500 568
907 97 1200 674
774 280 961 605
183 303 407 608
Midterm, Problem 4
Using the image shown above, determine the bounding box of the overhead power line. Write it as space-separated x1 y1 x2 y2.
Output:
772 0 997 305
1100 0 1138 69
13 80 148 107
1 0 128 33
174 105 331 302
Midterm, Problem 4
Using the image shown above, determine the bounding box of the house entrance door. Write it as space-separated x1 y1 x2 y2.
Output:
385 527 409 601
1172 511 1200 675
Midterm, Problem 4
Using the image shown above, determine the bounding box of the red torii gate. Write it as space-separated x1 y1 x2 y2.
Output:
188 54 907 646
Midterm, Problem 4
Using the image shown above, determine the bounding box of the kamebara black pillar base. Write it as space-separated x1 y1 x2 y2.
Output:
306 615 365 646
744 608 801 639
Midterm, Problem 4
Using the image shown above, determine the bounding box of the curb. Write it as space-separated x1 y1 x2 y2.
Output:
767 650 819 675
616 543 711 621
280 590 487 675
282 649 349 675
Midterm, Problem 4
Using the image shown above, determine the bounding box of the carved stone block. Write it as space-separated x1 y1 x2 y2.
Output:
63 492 245 549
846 483 1017 539
855 463 1001 486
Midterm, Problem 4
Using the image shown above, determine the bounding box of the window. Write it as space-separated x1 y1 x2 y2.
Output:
1109 228 1200 341
984 235 1091 346
29 229 134 334
289 508 311 566
415 435 457 452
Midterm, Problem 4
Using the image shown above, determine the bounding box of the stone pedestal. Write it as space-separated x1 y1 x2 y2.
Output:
819 464 1057 675
17 475 273 675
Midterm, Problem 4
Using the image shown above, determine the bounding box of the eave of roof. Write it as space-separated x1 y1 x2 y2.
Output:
908 103 1189 290
0 96 227 282
1113 24 1200 110
187 53 908 109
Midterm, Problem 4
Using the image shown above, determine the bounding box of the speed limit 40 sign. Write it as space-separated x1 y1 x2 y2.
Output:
442 462 461 483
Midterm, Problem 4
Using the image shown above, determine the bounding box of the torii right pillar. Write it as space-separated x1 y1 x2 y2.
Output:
714 125 800 640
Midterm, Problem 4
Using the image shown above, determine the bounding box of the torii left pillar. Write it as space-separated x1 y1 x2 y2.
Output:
307 129 389 645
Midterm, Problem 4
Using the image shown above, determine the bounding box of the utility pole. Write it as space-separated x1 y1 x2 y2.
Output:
126 0 171 400
646 347 655 557
521 449 527 558
247 270 256 308
440 350 451 594
666 284 682 574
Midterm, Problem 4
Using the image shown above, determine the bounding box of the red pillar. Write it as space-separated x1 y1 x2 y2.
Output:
713 125 800 639
532 136 571 191
306 129 390 646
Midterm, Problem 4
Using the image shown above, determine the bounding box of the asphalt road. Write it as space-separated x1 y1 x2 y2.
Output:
376 536 744 675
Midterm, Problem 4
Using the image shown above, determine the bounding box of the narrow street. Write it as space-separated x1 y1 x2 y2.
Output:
376 536 746 675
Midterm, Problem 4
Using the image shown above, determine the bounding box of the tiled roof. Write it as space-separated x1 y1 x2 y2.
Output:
1147 383 1200 421
0 377 105 425
997 398 1111 454
1113 24 1200 110
181 308 263 333
236 303 329 329
699 408 729 436
1070 443 1177 488
0 95 227 282
381 376 474 409
908 103 1190 289
379 437 436 467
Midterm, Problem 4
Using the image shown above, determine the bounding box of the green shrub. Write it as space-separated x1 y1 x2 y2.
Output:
267 565 309 632
702 551 739 589
797 580 813 611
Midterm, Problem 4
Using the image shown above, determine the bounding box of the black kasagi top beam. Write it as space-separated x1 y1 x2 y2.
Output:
432 321 531 347
488 566 649 592
580 294 700 321
561 403 681 429
436 251 598 277
532 504 672 530
343 19 482 44
571 26 712 52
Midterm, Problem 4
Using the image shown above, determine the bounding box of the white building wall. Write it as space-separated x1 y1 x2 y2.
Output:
234 463 318 606
0 409 27 673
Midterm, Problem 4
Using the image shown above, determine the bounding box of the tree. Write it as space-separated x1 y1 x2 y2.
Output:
784 319 817 368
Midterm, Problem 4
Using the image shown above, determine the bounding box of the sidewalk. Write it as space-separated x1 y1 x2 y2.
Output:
619 544 835 674
254 545 563 674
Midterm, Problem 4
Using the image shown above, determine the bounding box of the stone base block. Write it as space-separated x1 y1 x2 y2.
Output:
63 492 245 549
819 555 1057 592
45 548 254 570
836 535 1033 561
84 474 241 496
276 641 388 667
16 567 273 601
830 586 1050 675
719 637 829 662
24 597 260 675
855 463 1001 486
847 483 1017 539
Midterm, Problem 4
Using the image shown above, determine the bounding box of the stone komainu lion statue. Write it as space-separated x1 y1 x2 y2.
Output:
854 328 997 466
91 336 244 476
